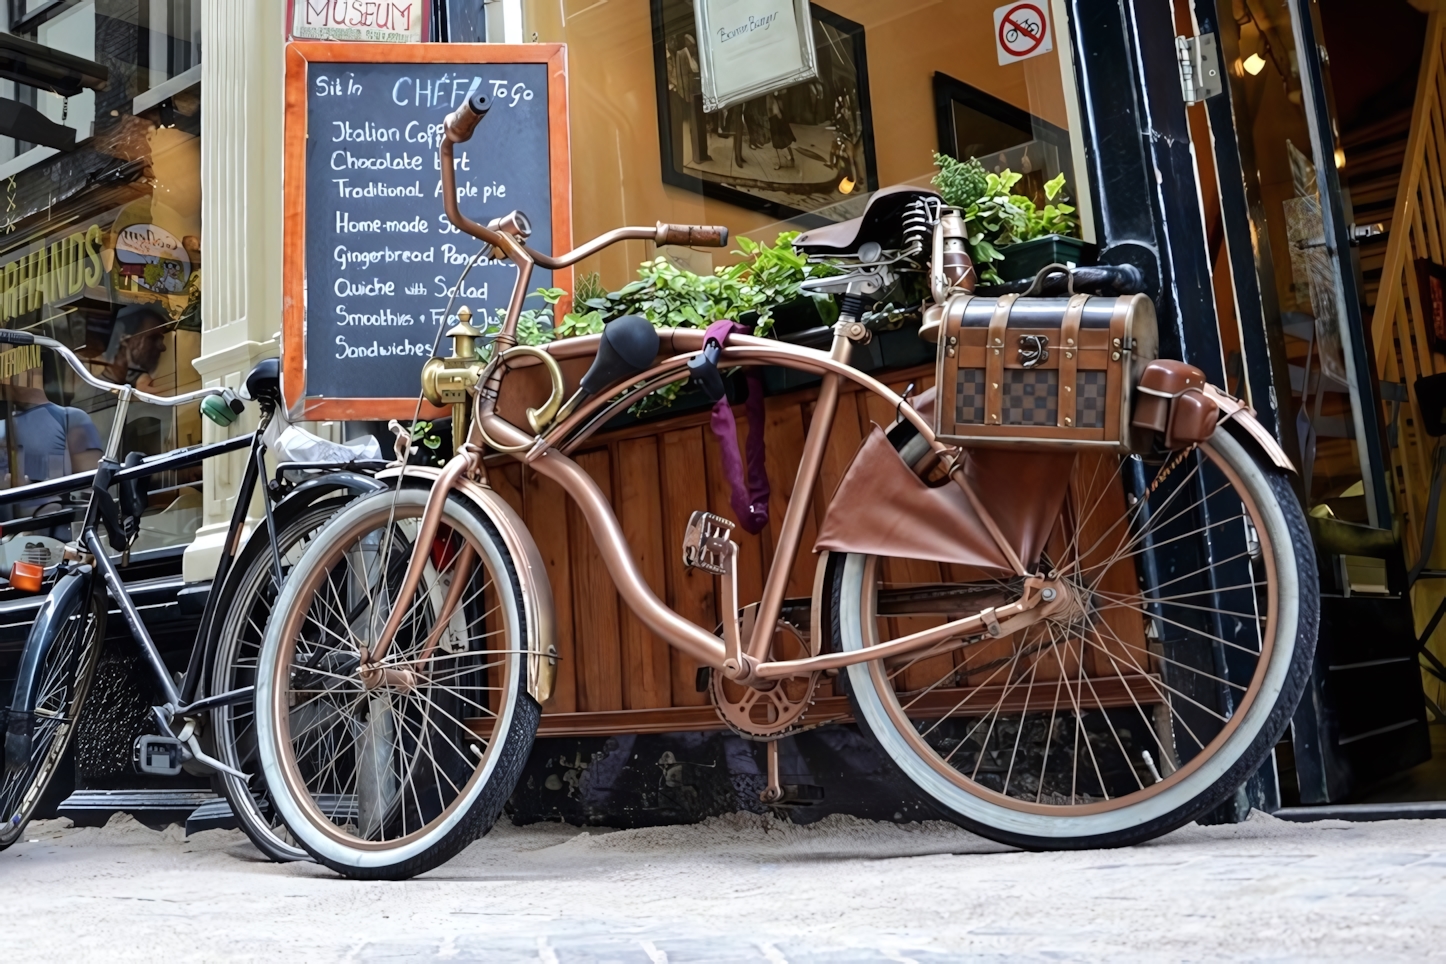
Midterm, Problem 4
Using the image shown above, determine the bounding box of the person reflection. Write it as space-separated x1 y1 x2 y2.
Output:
0 362 102 535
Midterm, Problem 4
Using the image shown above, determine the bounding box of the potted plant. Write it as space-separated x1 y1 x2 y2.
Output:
932 153 1092 284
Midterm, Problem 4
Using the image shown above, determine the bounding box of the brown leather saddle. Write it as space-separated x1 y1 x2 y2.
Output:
792 185 941 257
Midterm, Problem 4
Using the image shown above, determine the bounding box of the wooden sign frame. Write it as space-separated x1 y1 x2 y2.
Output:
282 42 572 419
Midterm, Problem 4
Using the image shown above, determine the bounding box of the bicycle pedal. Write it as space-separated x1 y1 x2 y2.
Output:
134 734 184 776
682 510 736 575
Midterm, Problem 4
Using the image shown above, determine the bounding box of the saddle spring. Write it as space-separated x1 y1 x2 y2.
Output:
901 196 937 260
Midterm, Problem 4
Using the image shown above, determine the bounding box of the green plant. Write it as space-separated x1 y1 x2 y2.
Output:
469 233 836 415
931 153 1078 283
408 420 447 466
562 231 837 338
931 154 990 210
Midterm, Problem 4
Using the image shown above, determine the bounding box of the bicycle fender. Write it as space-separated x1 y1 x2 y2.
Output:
4 568 89 773
1204 385 1296 473
278 470 387 511
376 466 557 704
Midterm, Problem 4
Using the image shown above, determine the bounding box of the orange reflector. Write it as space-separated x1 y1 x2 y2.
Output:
9 561 42 593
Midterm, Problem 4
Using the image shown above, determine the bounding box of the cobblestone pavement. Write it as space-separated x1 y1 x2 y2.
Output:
2 810 1444 962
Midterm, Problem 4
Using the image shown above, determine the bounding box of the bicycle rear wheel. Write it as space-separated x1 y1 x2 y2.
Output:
207 498 355 862
824 424 1317 849
0 573 104 849
254 486 539 879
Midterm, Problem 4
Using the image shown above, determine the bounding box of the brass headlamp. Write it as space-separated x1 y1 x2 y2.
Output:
420 306 489 452
420 305 486 406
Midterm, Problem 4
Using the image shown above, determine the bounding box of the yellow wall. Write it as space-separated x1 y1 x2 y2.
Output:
525 0 1071 286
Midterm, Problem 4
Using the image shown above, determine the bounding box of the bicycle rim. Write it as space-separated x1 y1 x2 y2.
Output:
209 501 350 862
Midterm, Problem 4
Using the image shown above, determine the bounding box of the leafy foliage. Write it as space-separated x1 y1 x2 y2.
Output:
931 154 990 210
560 231 837 338
932 153 1078 283
470 233 836 414
408 420 447 466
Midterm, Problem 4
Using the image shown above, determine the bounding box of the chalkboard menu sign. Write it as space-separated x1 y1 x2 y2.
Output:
282 43 571 418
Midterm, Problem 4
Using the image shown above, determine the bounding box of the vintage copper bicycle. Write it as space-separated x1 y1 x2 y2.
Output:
251 91 1318 879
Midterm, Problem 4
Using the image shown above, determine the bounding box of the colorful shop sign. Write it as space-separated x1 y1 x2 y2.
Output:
112 222 192 296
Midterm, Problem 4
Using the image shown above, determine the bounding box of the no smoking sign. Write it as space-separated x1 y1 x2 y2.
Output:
993 2 1053 65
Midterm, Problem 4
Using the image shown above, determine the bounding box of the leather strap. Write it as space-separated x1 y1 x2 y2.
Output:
1057 293 1088 429
703 319 770 534
983 295 1016 426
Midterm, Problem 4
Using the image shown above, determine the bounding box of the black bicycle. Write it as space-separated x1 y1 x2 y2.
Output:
0 332 384 861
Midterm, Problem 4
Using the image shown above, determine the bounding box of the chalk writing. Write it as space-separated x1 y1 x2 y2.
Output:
303 60 552 401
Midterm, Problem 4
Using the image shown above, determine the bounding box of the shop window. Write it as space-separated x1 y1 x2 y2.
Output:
933 72 1075 213
0 1 200 165
0 0 202 562
519 0 1094 287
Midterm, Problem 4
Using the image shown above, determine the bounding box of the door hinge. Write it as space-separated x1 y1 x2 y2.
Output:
1177 33 1223 105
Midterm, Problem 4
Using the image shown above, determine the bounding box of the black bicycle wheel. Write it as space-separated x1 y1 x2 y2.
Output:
206 497 356 862
0 572 105 850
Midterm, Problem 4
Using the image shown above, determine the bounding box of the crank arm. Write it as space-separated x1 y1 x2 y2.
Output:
184 734 249 781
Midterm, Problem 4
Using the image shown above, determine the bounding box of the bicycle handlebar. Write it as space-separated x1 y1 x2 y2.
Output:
0 328 225 408
438 96 729 271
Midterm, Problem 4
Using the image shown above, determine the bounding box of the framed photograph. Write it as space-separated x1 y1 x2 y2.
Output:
933 72 1074 209
651 0 877 222
693 0 818 113
1417 258 1446 355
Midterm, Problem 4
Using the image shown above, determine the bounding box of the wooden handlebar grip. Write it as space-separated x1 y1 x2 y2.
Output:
444 92 491 144
654 222 730 247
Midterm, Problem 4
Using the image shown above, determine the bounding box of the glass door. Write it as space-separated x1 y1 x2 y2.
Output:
1207 0 1391 532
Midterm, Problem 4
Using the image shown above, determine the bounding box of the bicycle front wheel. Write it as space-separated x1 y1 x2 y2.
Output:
253 486 539 879
825 424 1318 849
0 572 104 849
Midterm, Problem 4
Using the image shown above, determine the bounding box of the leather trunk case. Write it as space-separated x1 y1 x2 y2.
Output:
934 292 1159 451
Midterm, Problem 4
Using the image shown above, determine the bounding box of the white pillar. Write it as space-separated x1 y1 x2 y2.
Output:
183 0 287 583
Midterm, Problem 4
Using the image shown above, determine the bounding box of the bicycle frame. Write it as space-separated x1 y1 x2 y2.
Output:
3 388 384 777
469 327 1064 686
357 97 1074 690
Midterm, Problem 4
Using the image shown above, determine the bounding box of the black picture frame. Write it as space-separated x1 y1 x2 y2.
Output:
650 0 878 223
932 71 1075 205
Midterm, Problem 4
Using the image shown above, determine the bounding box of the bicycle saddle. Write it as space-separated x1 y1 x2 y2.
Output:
792 185 940 256
245 357 281 404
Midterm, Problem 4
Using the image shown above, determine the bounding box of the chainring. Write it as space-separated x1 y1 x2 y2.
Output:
710 613 822 741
